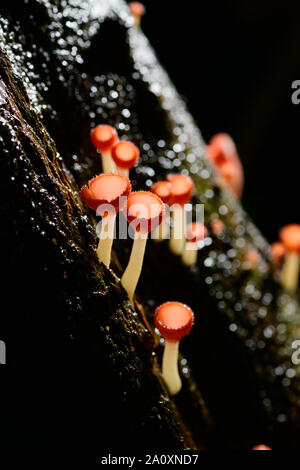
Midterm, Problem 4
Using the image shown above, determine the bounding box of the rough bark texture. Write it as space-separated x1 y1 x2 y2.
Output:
0 0 299 450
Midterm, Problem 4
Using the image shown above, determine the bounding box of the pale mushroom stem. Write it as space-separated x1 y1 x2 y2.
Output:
169 204 185 255
281 252 300 292
151 215 170 242
96 213 116 268
121 231 148 301
162 340 181 396
117 167 129 178
182 241 198 267
101 150 117 174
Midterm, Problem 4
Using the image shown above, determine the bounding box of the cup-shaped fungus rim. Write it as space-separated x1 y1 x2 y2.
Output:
90 125 118 152
168 174 194 206
279 224 300 252
111 141 140 170
125 191 164 234
186 222 207 243
154 301 194 342
81 173 131 215
151 181 172 204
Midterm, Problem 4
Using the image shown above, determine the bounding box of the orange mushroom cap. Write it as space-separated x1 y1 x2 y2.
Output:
211 219 224 236
252 445 271 451
151 180 172 204
168 174 194 206
279 224 300 252
271 242 286 262
186 222 207 243
125 191 164 233
129 2 146 18
80 173 131 215
90 125 118 152
111 141 140 170
154 301 194 343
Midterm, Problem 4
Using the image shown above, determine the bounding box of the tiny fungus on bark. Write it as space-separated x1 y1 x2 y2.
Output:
211 218 224 236
270 242 286 266
279 224 300 292
151 180 172 241
182 223 207 267
206 133 244 199
129 2 146 27
81 173 131 268
154 301 194 396
90 125 118 173
121 191 164 301
252 445 271 451
111 140 139 177
168 174 194 255
246 249 260 269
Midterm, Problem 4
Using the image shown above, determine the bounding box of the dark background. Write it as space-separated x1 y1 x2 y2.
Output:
138 0 299 243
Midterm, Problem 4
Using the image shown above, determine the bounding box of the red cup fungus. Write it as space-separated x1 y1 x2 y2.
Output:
279 224 300 292
151 180 172 241
121 191 164 301
154 301 194 396
182 222 207 267
168 174 194 255
90 125 118 173
81 173 131 268
129 2 146 27
111 140 140 178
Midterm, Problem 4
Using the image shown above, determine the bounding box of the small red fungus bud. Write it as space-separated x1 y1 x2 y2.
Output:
271 242 286 263
246 249 260 268
186 222 207 243
279 224 300 292
129 2 146 26
154 301 194 396
211 218 224 236
252 445 271 451
182 223 207 267
111 141 140 177
90 125 118 173
121 191 164 301
80 174 131 268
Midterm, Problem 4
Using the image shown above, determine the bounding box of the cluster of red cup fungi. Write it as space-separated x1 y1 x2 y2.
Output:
82 107 298 445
